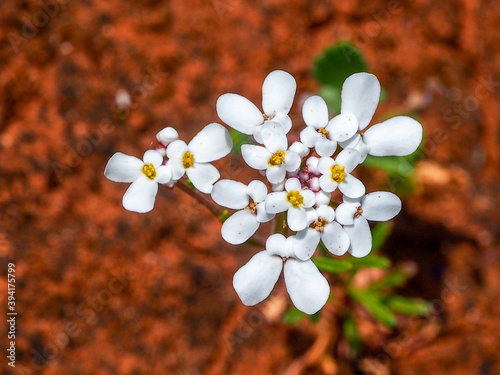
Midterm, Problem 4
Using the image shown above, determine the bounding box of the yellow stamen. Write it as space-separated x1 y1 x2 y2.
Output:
182 151 194 169
268 150 286 166
318 127 330 137
263 113 275 121
312 217 327 232
245 201 258 214
287 190 304 208
142 163 157 180
331 165 346 183
354 206 363 218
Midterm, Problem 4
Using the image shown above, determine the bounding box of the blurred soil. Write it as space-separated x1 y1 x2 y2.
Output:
0 0 500 374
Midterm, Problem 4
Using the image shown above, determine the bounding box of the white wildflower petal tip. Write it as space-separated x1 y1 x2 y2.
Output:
284 259 330 315
363 116 423 157
211 180 249 209
302 95 328 128
287 207 308 231
241 145 271 170
122 175 158 213
315 137 337 157
155 165 173 184
216 93 263 134
341 72 380 130
104 152 143 183
361 192 402 221
143 150 164 167
189 123 233 163
265 192 289 214
233 251 283 306
328 113 359 142
345 216 372 258
261 121 287 153
221 210 259 244
336 148 361 174
339 174 365 198
322 222 350 256
156 127 179 145
335 203 357 225
293 229 321 261
185 162 220 194
262 70 296 116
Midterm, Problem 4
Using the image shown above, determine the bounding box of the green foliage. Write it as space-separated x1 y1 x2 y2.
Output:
343 314 362 356
313 42 368 90
349 255 390 270
369 269 409 291
218 210 230 223
318 85 342 114
348 288 397 328
186 178 195 189
312 257 353 273
283 307 321 324
371 222 391 253
385 296 431 315
229 129 252 155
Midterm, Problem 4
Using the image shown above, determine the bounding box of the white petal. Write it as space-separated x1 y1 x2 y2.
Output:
341 72 380 130
154 165 172 184
166 157 185 180
345 216 372 258
285 178 301 192
300 126 321 148
104 152 143 183
293 228 321 261
284 259 330 314
317 156 335 175
335 148 361 174
166 140 189 159
302 95 328 128
261 121 287 153
211 180 249 209
256 202 275 223
262 70 296 116
319 175 338 193
339 174 365 198
315 137 337 157
321 222 350 256
272 112 293 134
316 205 335 222
266 165 287 184
143 149 164 168
363 116 423 156
266 233 288 257
287 207 308 231
301 189 316 208
247 180 268 203
339 133 361 149
233 251 283 306
315 190 331 206
265 192 290 214
216 93 263 134
334 203 357 225
306 207 319 225
186 162 220 194
289 141 309 157
306 156 320 174
241 145 272 170
284 151 301 172
221 210 259 244
361 192 402 221
188 123 232 163
122 175 158 213
327 113 359 142
156 127 179 145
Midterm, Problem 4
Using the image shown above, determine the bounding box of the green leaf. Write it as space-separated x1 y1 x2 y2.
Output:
318 85 341 114
349 288 397 328
283 307 307 324
312 257 353 273
363 155 415 178
313 42 368 90
229 129 252 155
371 222 391 253
343 314 362 356
349 255 390 269
385 296 431 315
218 210 230 223
369 270 409 291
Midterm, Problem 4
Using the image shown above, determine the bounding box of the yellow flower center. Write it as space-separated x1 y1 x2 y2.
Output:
286 190 304 208
312 217 328 232
245 201 258 214
268 150 285 166
263 113 275 121
318 127 330 137
182 151 194 169
354 206 363 218
142 163 157 180
331 165 346 183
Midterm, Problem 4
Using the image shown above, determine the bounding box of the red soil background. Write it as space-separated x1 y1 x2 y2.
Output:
1 0 500 374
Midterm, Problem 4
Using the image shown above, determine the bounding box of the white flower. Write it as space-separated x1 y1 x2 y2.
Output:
104 150 172 213
318 148 365 198
300 95 358 157
241 121 301 184
156 127 179 146
293 205 350 260
166 123 233 194
216 70 296 142
336 73 423 160
265 178 315 231
336 192 402 257
211 180 274 244
233 234 330 314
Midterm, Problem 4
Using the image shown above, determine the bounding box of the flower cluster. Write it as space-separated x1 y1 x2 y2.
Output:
105 70 423 315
